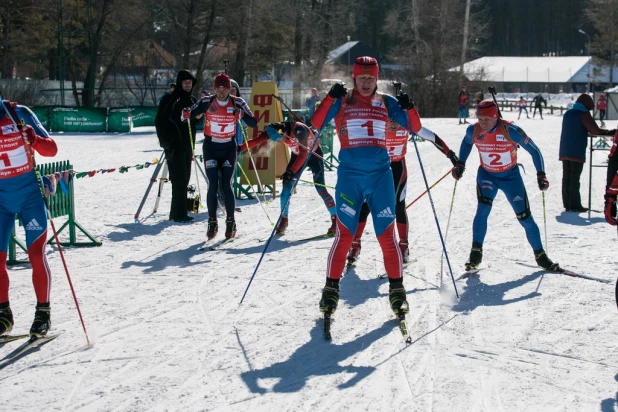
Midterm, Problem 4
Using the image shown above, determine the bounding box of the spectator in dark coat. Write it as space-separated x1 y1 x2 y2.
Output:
155 70 198 223
559 93 615 212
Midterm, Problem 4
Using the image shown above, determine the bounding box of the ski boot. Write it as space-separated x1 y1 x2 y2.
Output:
346 238 362 264
275 216 288 235
30 302 51 338
319 279 339 314
389 279 409 316
399 238 409 263
465 242 483 271
327 215 337 236
534 249 560 271
206 218 218 240
225 217 236 239
0 302 14 336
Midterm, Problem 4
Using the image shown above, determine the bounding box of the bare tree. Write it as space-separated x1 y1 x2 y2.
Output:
586 0 618 86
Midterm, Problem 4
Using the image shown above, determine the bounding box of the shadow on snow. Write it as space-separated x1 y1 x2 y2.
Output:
240 318 393 394
452 271 543 312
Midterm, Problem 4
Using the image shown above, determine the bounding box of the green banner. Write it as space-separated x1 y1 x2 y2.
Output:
30 106 51 130
107 108 131 132
50 107 107 132
129 107 158 127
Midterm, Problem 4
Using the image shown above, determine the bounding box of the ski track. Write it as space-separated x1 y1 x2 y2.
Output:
2 114 618 411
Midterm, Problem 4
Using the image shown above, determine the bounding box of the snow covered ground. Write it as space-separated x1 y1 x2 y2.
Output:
2 110 618 412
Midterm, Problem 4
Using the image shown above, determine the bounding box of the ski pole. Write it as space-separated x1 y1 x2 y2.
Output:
406 168 452 210
542 191 547 251
3 101 91 345
239 123 327 306
405 116 459 298
440 181 458 281
236 162 274 226
292 138 338 170
299 179 334 189
187 119 204 209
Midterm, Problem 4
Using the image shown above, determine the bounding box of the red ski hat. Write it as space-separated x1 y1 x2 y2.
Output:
352 56 379 79
214 73 231 89
477 99 498 118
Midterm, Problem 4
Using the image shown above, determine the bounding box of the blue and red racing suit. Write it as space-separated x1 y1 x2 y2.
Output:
0 103 57 304
311 90 441 280
241 122 336 218
457 120 546 250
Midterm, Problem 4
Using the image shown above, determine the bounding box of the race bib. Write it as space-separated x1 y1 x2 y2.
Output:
211 122 235 135
389 145 405 157
0 146 28 171
480 151 512 168
346 119 386 141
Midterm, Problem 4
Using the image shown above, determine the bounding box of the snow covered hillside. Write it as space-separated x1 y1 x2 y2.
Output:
1 111 617 411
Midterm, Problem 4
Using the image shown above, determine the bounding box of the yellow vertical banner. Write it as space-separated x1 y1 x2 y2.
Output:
240 82 290 198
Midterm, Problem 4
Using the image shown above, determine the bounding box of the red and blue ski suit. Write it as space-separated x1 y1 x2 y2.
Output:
311 90 424 280
0 103 57 304
457 120 546 250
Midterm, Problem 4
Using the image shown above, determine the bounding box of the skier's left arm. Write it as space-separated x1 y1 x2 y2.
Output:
508 123 544 173
387 94 458 165
233 97 258 128
16 105 57 157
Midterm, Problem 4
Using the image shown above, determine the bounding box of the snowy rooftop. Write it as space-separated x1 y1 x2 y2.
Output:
325 41 359 64
459 56 618 84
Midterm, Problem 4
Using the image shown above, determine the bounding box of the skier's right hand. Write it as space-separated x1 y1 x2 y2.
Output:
604 193 617 225
452 161 465 180
181 108 191 121
328 83 347 99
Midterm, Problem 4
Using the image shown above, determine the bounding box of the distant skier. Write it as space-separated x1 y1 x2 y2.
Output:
458 85 470 124
451 99 559 271
532 93 547 119
598 94 607 127
0 100 58 338
518 96 529 119
239 121 337 235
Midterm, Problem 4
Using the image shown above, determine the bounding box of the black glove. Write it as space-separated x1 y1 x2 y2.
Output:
396 92 415 110
281 170 294 184
537 172 549 191
452 161 465 180
605 193 617 225
268 122 286 134
328 83 347 99
447 150 459 166
606 129 616 136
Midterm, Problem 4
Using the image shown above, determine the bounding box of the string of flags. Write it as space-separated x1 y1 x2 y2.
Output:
41 156 207 194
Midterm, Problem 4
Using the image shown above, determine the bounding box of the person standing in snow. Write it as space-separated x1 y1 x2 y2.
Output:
345 120 457 265
310 56 459 319
532 93 547 119
604 130 618 228
458 85 470 125
518 96 529 119
155 70 198 223
559 94 615 213
451 99 559 271
182 73 257 240
0 100 58 338
597 94 607 126
239 121 337 235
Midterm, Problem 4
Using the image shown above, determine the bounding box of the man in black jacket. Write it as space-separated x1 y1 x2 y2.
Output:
155 70 198 223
